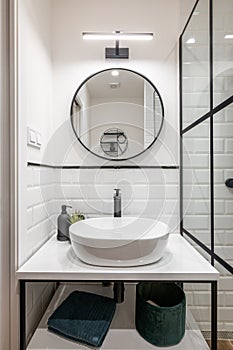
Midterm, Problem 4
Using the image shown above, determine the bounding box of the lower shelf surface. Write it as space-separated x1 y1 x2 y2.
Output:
27 283 209 350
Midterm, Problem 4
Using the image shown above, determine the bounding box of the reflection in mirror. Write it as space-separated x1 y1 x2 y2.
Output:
100 128 128 157
70 69 164 160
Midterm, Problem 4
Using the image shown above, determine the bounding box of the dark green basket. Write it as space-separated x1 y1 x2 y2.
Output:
136 282 186 347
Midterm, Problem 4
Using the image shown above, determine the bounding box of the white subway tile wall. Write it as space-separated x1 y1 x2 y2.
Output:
26 166 56 342
26 166 56 259
56 168 179 231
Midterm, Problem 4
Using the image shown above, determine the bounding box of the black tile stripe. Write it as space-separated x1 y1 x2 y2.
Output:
27 162 179 170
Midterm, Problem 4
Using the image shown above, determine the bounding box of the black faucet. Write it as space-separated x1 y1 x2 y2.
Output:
113 188 121 217
113 188 125 303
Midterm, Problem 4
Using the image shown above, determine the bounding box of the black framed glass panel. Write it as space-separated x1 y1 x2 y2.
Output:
182 0 210 129
214 103 233 269
181 0 233 276
183 119 211 248
213 0 233 107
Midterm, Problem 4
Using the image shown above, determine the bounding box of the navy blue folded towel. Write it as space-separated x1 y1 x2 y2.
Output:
47 290 116 347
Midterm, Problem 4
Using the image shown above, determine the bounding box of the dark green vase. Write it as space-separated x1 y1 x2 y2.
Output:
136 282 186 347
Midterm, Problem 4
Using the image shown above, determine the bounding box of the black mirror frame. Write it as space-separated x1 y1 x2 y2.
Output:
70 68 164 161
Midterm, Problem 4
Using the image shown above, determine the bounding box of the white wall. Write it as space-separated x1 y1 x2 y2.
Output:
21 0 182 233
19 0 183 240
41 0 180 167
18 0 56 344
42 0 181 231
19 0 54 264
19 0 54 164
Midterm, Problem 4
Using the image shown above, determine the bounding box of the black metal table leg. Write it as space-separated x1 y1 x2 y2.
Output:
211 281 217 350
20 280 26 350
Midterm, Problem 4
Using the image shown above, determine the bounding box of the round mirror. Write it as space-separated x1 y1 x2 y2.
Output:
70 68 164 161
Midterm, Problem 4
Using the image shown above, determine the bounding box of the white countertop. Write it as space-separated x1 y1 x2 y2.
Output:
16 234 219 281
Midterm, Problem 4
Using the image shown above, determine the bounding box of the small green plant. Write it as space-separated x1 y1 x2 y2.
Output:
70 210 85 224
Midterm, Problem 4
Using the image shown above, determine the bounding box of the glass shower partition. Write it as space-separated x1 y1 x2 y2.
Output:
180 0 233 343
180 0 233 275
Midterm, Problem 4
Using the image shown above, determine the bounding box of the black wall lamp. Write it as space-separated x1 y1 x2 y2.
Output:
82 31 154 59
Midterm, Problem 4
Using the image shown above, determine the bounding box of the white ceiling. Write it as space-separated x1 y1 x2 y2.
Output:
51 0 193 62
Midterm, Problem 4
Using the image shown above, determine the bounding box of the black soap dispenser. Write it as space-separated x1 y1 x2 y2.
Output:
57 205 72 241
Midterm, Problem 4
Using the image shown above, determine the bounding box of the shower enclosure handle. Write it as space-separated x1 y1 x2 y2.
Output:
225 178 233 188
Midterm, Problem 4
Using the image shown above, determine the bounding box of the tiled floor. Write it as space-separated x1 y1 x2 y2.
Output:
206 340 233 349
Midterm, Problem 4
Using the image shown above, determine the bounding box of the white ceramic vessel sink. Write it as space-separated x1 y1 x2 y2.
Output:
70 217 169 267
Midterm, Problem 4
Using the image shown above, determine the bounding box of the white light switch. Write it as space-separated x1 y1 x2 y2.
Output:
36 132 42 146
29 129 36 143
27 127 41 149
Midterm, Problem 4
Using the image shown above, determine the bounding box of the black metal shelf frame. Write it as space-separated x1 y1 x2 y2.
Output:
179 0 233 275
19 279 218 350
